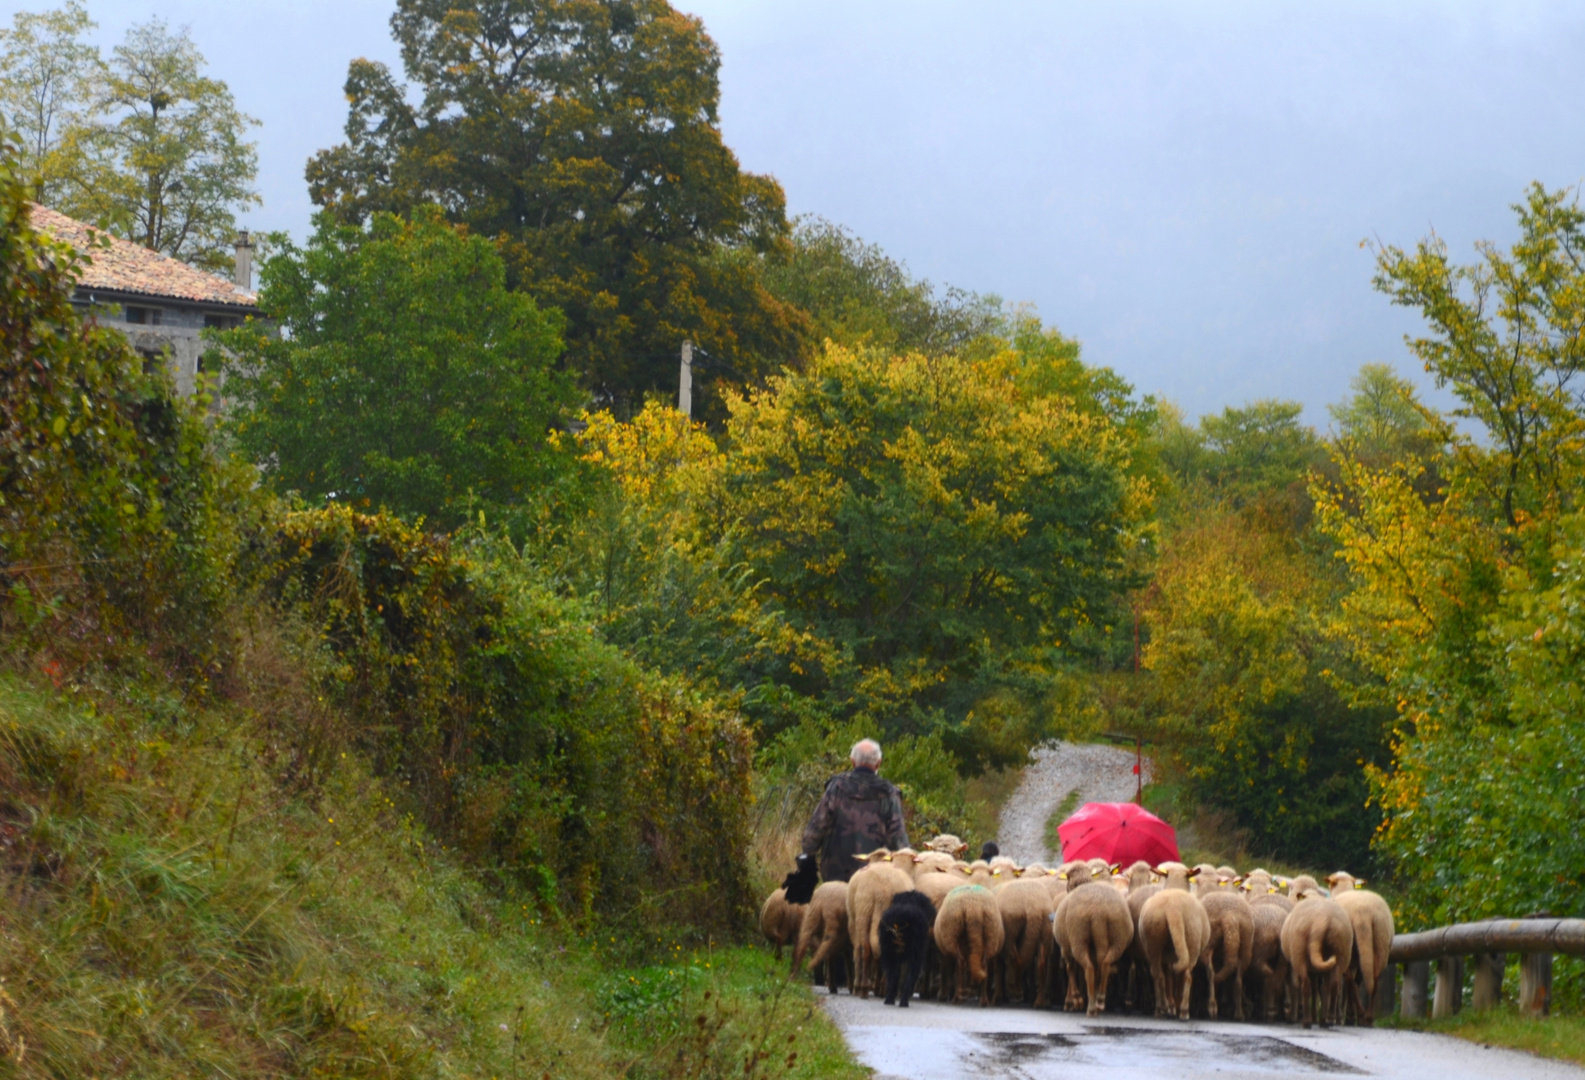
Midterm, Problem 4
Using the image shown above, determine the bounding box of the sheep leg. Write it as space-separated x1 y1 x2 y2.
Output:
1201 954 1219 1019
899 946 924 1008
1090 957 1115 1014
1034 938 1050 1009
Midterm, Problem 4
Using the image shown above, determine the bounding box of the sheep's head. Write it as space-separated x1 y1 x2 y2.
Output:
925 834 968 857
1123 862 1155 890
1287 874 1321 897
852 848 894 867
1326 871 1365 891
1061 864 1095 887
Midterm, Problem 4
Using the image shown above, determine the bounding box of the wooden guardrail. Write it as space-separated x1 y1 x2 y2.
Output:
1381 917 1585 1020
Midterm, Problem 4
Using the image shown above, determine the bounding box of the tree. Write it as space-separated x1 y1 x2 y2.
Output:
717 340 1153 770
61 19 259 272
1315 183 1585 922
1372 182 1585 526
0 2 100 205
760 216 1003 356
1140 510 1391 871
1327 363 1430 461
307 0 804 418
217 207 575 531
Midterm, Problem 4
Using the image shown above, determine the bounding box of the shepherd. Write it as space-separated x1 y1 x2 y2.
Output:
798 739 910 888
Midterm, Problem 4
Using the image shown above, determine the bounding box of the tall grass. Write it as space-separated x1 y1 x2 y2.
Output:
0 674 860 1078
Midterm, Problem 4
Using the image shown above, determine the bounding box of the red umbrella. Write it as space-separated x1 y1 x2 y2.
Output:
1057 802 1179 867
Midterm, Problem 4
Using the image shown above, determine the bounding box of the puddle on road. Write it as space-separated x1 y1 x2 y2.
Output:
960 1027 1365 1077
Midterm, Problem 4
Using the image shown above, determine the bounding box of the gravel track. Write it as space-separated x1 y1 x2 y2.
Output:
995 741 1152 865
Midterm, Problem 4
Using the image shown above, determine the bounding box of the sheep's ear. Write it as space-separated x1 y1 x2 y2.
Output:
1109 863 1121 874
1187 868 1201 878
1233 876 1244 885
1355 879 1366 888
1057 872 1068 880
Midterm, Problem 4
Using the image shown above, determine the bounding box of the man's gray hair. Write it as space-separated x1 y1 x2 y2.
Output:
850 738 883 768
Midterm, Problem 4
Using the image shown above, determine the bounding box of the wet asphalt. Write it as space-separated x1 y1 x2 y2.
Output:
822 993 1585 1079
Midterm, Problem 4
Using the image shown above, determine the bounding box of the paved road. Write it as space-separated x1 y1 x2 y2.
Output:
822 993 1585 1080
997 741 1152 865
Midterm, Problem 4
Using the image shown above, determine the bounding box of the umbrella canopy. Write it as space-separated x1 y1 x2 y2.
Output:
1057 802 1179 867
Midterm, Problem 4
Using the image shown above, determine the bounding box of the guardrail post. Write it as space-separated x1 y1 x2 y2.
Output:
1432 955 1463 1018
1374 962 1396 1020
1402 960 1430 1019
1470 953 1503 1010
1520 952 1552 1018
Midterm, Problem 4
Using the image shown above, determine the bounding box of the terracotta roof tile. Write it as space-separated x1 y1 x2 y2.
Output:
29 203 259 310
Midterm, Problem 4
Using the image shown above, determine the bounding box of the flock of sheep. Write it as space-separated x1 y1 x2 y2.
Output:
760 835 1395 1029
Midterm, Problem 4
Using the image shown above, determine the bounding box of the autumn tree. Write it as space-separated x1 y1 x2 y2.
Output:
217 207 574 531
717 337 1153 770
760 216 1004 356
1327 363 1431 462
69 19 260 272
0 8 259 272
1316 183 1585 923
307 0 804 418
0 1 99 205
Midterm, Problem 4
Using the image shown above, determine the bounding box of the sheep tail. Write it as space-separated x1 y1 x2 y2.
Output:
1215 921 1242 980
967 916 987 985
1168 906 1193 974
1308 932 1338 973
1355 930 1375 985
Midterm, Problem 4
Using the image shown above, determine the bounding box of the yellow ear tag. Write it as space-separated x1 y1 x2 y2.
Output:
1355 881 1365 889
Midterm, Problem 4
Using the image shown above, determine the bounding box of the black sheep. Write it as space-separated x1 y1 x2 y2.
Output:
879 890 937 1007
980 841 999 861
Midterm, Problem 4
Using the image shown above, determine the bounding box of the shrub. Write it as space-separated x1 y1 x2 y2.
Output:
264 506 755 929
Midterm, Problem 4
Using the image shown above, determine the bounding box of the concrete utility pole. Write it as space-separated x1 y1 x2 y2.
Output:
678 340 693 417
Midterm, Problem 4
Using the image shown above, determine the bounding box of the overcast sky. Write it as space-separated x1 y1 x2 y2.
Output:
25 0 1585 423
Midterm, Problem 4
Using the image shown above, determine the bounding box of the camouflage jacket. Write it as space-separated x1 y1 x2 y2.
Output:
800 767 909 883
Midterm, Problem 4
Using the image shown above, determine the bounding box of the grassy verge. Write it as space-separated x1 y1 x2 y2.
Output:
963 763 1023 849
1042 788 1083 859
1386 1006 1585 1067
598 946 868 1080
0 674 862 1079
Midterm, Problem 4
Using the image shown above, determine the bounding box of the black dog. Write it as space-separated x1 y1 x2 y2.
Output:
781 853 819 905
879 890 937 1007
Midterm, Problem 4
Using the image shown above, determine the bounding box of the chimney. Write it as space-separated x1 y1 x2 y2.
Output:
233 231 254 291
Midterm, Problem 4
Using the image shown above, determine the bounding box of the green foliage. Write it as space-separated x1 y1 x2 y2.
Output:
1372 181 1585 525
1328 362 1433 463
0 148 257 669
0 675 860 1079
1167 398 1327 512
1138 510 1391 871
1317 183 1585 925
219 207 576 533
264 505 756 929
760 215 1003 356
719 340 1152 771
307 0 805 419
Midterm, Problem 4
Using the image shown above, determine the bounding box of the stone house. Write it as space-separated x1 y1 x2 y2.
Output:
29 204 261 395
